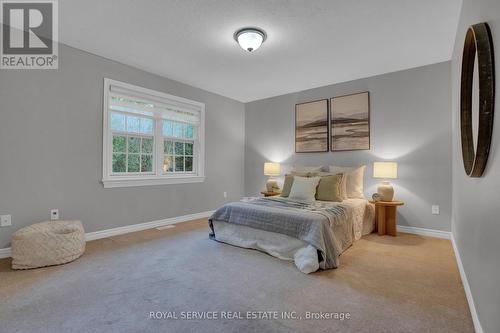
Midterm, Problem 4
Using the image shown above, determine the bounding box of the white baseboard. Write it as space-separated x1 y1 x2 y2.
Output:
451 235 483 333
85 210 214 241
397 225 451 239
0 210 214 259
0 247 11 259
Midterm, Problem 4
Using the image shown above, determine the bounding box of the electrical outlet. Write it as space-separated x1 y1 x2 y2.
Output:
0 215 12 227
432 205 440 215
223 191 228 199
50 209 59 220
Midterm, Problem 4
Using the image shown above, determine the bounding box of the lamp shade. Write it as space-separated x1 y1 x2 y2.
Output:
373 162 398 179
264 162 280 176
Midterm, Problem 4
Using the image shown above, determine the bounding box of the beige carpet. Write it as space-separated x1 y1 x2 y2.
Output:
0 219 474 333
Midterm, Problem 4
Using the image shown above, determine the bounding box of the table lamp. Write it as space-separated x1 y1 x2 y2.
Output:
373 162 398 201
264 162 281 192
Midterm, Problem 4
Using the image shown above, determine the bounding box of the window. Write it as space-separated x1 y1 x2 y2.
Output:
102 79 205 188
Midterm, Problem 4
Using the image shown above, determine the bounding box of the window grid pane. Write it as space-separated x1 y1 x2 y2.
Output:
142 138 153 154
185 142 193 156
163 155 173 173
111 113 126 132
113 135 126 153
141 154 153 172
128 154 140 172
128 137 140 153
174 123 184 138
185 156 193 172
175 156 184 172
164 140 174 154
112 153 126 172
175 142 184 155
162 121 173 137
140 118 154 134
186 124 194 139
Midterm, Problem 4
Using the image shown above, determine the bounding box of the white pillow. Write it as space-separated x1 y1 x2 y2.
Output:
288 176 321 202
329 165 366 199
291 166 323 173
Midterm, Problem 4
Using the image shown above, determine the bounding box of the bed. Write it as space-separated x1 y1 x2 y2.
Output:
209 196 375 273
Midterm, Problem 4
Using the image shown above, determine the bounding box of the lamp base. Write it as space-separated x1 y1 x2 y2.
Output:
266 177 280 192
377 181 394 201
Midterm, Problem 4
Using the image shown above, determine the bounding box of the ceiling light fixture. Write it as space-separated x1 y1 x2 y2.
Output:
234 28 267 52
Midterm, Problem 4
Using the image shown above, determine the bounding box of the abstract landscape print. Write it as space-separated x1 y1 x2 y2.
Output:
295 99 329 152
330 92 370 151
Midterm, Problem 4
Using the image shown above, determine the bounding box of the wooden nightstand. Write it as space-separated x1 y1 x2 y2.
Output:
261 191 281 197
369 200 405 236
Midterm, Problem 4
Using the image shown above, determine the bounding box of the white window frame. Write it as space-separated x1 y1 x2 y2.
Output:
102 78 205 188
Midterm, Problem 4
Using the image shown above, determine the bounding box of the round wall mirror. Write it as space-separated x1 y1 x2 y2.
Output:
460 22 495 177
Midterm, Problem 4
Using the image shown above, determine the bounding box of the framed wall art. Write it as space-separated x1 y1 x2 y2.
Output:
295 99 329 153
330 91 370 151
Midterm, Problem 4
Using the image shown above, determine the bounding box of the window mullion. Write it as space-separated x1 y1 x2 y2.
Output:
193 127 198 174
153 117 160 177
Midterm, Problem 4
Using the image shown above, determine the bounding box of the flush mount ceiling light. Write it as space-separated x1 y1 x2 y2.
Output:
234 28 267 52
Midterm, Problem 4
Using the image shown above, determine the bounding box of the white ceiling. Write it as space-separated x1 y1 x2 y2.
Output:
59 0 462 102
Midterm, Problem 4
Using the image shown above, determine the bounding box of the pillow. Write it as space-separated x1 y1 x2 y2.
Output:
337 172 348 200
316 172 347 199
291 166 323 174
280 174 294 197
288 176 321 202
329 166 353 198
329 165 366 199
316 174 344 202
290 171 319 177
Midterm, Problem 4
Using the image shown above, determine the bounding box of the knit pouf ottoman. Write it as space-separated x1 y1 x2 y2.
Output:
11 220 85 270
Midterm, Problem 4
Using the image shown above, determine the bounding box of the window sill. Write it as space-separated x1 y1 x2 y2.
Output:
102 175 205 188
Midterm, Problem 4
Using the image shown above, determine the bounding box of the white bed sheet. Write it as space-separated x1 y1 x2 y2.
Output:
211 199 375 273
343 198 375 240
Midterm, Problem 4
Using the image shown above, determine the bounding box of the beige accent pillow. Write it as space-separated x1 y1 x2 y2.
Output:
280 174 294 197
329 165 366 199
288 176 321 202
316 174 344 202
317 172 347 199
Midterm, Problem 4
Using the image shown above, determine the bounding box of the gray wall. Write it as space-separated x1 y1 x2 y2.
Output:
0 44 245 249
245 62 452 231
451 0 500 332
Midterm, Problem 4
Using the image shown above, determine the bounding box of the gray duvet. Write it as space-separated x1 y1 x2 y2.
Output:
209 197 354 269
